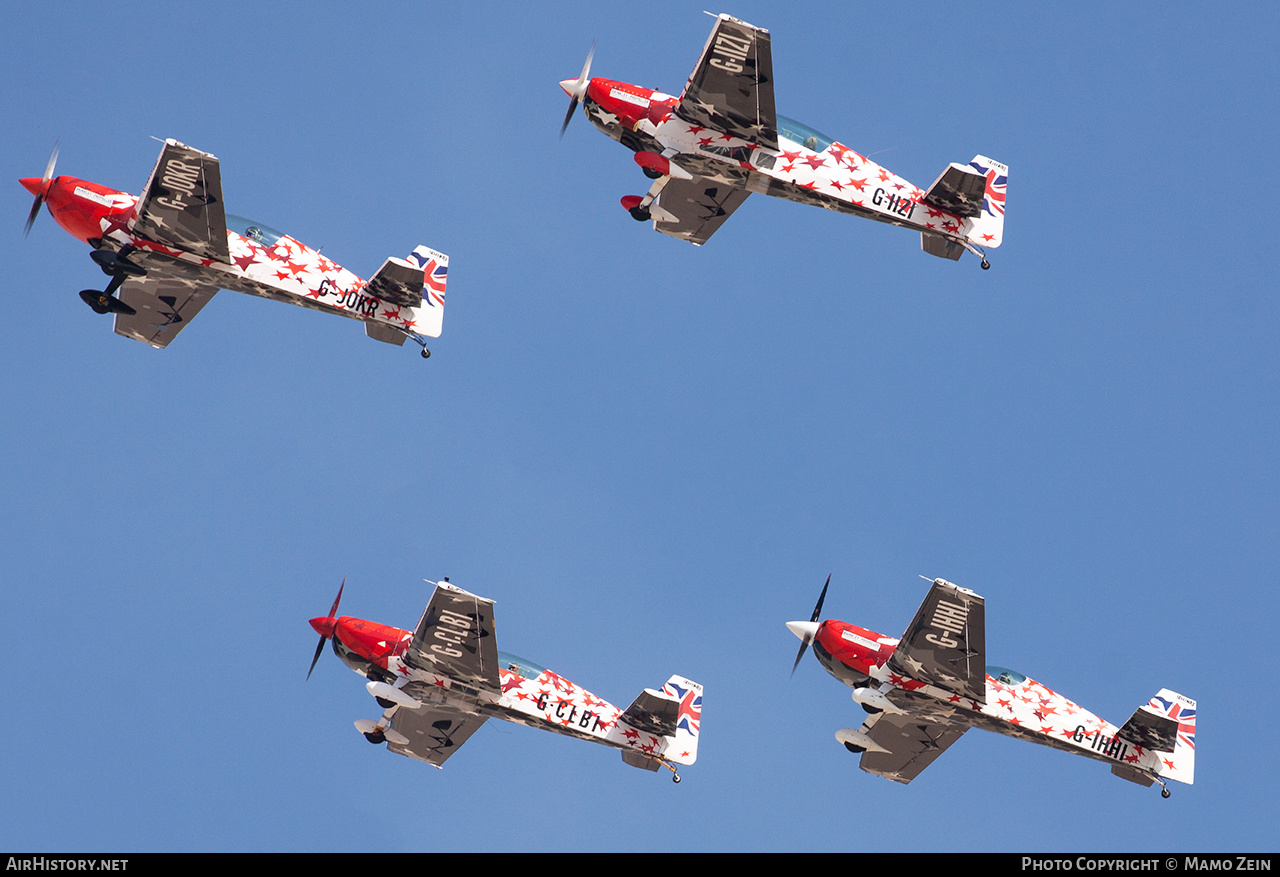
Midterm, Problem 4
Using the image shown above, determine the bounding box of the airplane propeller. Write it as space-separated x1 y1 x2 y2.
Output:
788 574 831 677
559 42 595 137
307 577 345 680
22 142 60 237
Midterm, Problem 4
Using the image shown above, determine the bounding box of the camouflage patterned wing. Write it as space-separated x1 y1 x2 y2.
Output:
675 14 778 150
113 273 219 349
885 579 986 704
403 583 501 694
131 140 230 264
385 705 488 767
858 712 968 784
652 176 751 246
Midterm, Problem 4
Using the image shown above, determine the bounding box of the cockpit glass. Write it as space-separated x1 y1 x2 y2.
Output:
226 214 286 247
777 115 835 152
499 651 546 679
987 665 1027 686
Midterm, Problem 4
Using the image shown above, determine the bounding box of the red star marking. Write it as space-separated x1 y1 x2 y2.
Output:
926 222 937 229
384 307 402 322
232 252 259 271
698 136 715 147
829 179 845 191
433 678 447 688
719 132 736 142
982 233 995 242
944 222 959 232
1163 758 1176 770
1010 717 1023 726
1125 753 1140 763
948 694 963 703
877 169 891 182
998 697 1013 710
892 182 905 191
1059 728 1076 739
910 188 924 200
687 124 706 134
286 261 307 276
800 181 819 190
502 675 522 693
927 207 945 218
1040 725 1055 735
624 728 639 741
847 177 867 192
781 162 797 173
781 149 801 162
803 154 827 170
274 270 291 281
305 286 324 300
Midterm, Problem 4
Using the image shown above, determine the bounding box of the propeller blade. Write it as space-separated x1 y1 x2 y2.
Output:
306 577 346 680
560 97 579 138
559 42 595 137
22 142 59 238
307 635 327 680
23 197 43 238
327 576 345 619
42 142 60 183
790 574 831 677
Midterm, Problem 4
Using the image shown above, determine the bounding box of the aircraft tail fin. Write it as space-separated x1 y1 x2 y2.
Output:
1147 688 1195 785
404 245 448 339
963 155 1007 249
614 675 702 769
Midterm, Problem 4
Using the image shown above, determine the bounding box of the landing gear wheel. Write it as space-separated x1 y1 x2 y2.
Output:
420 347 431 359
1161 788 1171 799
363 730 386 745
80 290 110 314
860 703 883 715
629 205 651 222
981 259 991 270
843 742 866 754
376 697 396 709
672 774 681 784
642 167 663 180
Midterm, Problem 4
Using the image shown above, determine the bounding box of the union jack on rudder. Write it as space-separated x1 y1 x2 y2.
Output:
665 681 702 736
970 160 1007 218
1151 694 1196 750
407 246 448 308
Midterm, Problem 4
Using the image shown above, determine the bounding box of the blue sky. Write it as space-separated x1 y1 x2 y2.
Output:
2 0 1277 852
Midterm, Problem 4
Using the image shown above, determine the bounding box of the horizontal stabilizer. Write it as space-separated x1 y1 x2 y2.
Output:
1111 764 1155 787
365 256 426 308
619 687 680 738
1118 704 1179 752
923 163 986 219
921 232 964 261
365 322 407 346
621 751 662 772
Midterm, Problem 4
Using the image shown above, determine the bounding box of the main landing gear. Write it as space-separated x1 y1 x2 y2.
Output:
79 244 144 315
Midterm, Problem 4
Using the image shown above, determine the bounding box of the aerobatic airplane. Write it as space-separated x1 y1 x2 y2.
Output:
561 13 1006 266
21 140 448 357
307 579 702 781
788 576 1195 797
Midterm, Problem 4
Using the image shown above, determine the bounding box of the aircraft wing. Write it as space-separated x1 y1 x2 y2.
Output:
131 139 231 264
675 14 778 150
386 704 488 767
403 582 501 694
113 273 219 349
886 579 986 704
858 712 968 784
653 176 751 245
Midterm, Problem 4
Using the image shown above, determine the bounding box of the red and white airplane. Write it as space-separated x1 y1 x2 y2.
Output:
561 13 1006 266
307 579 702 782
788 576 1196 797
21 140 448 357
